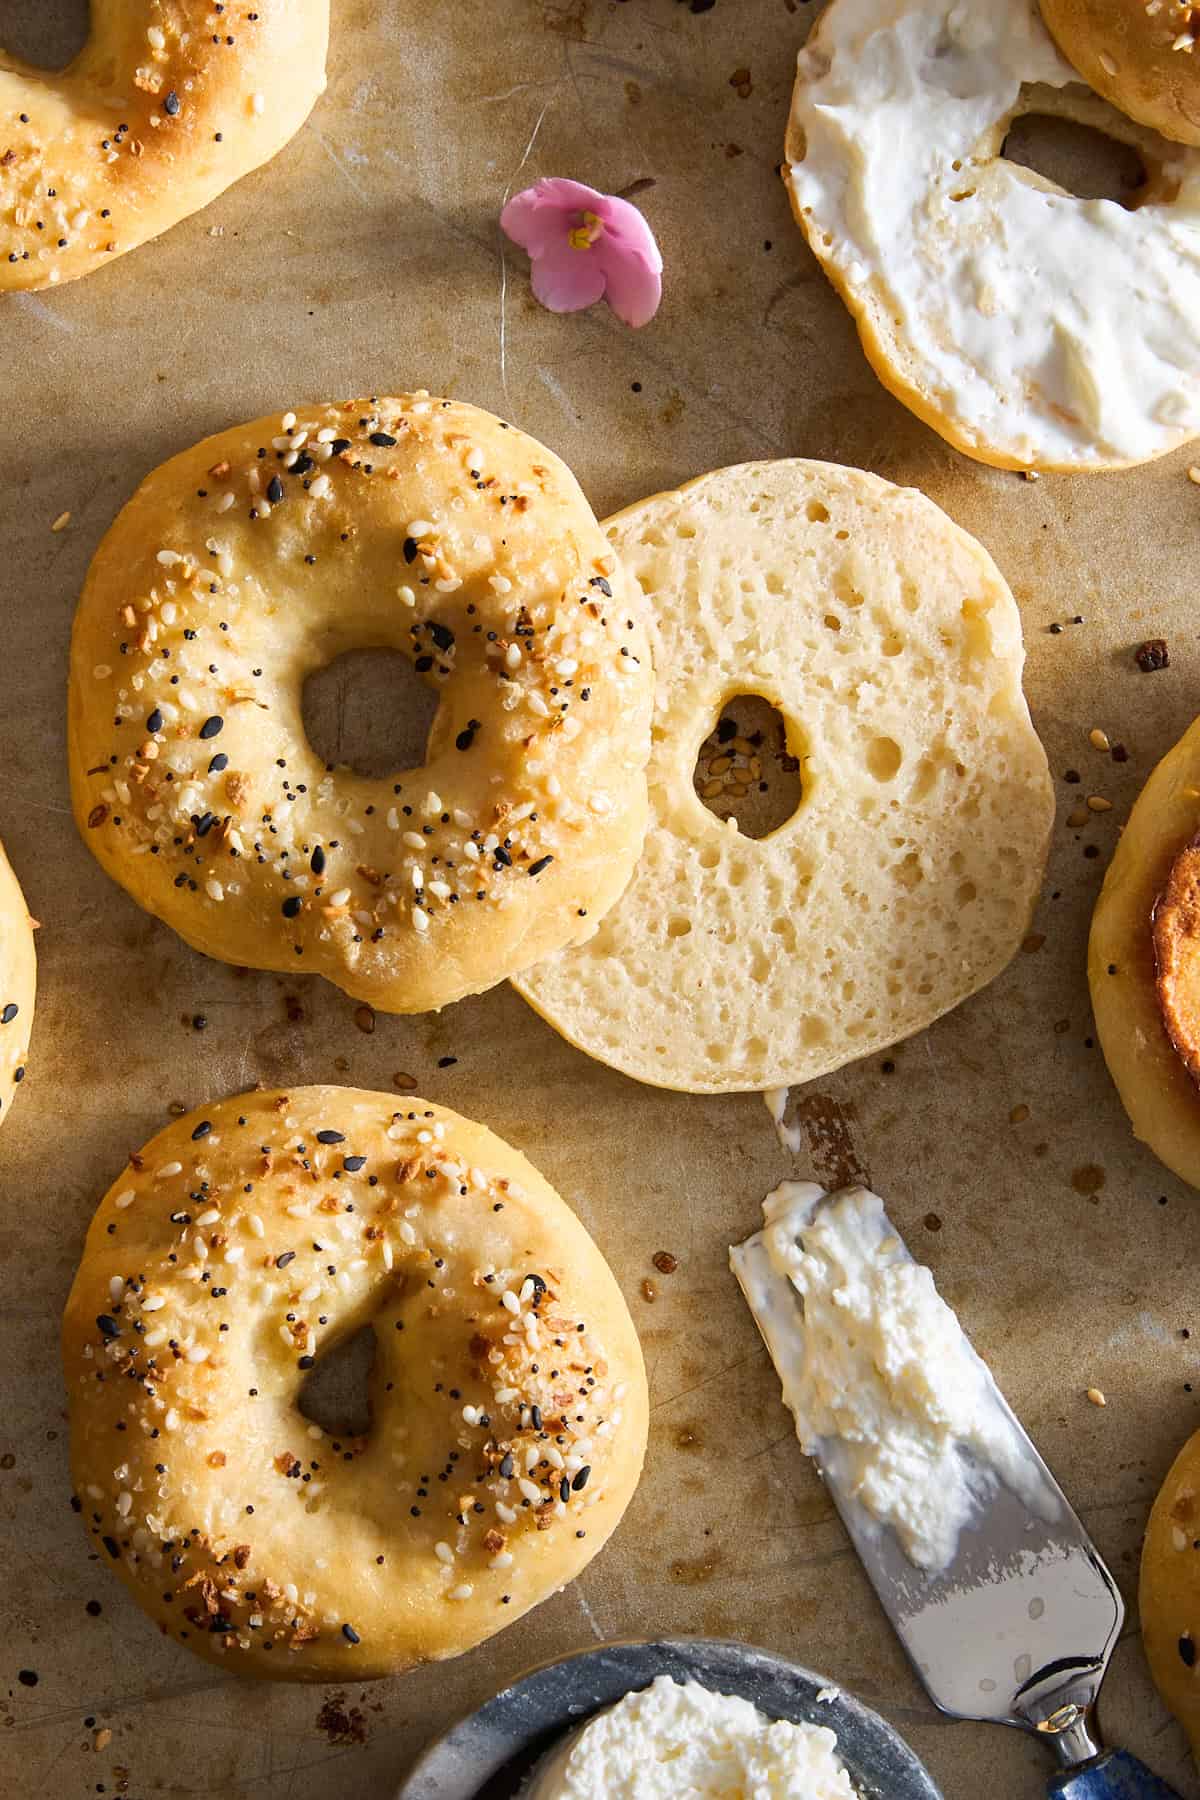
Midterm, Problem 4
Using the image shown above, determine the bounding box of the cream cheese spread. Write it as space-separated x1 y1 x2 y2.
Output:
523 1676 857 1799
786 0 1200 467
731 1182 1055 1571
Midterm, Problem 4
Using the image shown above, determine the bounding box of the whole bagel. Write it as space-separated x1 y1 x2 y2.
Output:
68 396 653 1014
1141 1427 1200 1755
0 1 328 293
1040 0 1200 146
62 1087 648 1681
1089 716 1200 1188
0 837 35 1129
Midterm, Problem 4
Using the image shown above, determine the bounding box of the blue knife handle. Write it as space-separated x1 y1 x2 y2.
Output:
1048 1750 1186 1800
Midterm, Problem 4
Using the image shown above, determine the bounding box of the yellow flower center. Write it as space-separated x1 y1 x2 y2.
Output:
567 211 605 251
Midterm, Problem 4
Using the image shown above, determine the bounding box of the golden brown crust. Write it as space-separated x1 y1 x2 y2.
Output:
1040 0 1200 146
68 396 653 1014
0 0 329 293
62 1087 648 1681
1141 1427 1200 1754
0 838 35 1132
1153 837 1200 1084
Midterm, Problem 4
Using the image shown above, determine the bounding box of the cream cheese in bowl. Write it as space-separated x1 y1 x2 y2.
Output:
522 1675 857 1798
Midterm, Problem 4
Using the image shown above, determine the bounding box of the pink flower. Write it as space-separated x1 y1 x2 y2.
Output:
500 178 663 328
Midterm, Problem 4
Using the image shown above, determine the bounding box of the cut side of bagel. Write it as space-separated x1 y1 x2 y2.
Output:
1090 716 1200 1190
514 461 1054 1094
1152 837 1200 1087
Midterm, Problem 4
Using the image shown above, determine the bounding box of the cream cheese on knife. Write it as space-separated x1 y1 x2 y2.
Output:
731 1182 1055 1572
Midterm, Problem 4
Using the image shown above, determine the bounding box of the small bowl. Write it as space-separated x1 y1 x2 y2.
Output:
396 1636 944 1799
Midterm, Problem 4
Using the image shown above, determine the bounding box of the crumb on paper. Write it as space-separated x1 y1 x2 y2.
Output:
1086 795 1113 812
1135 638 1170 672
652 1250 678 1275
641 1278 657 1303
1089 728 1110 751
50 510 71 532
93 1728 112 1752
1010 1104 1029 1124
816 1687 838 1704
353 1004 375 1035
1086 1387 1107 1407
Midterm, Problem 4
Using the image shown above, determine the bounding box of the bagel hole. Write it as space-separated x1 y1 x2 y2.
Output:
297 1324 376 1440
1 0 90 69
1001 113 1147 206
693 696 803 840
302 649 439 780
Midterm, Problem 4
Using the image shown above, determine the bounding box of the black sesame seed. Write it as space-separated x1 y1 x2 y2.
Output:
343 1155 367 1173
0 1003 17 1025
311 846 326 875
266 475 284 505
275 1251 296 1268
589 576 613 597
403 536 418 563
96 1314 121 1340
428 621 454 652
528 855 554 877
164 90 181 115
102 1535 120 1558
208 753 229 774
199 716 224 740
1181 1635 1197 1668
298 1355 315 1370
191 1120 213 1141
281 896 302 919
571 1464 591 1491
316 1129 346 1144
342 1623 361 1644
147 708 164 733
369 431 397 447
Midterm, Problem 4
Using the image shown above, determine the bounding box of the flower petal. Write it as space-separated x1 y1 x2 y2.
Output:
594 194 664 275
596 246 663 328
500 178 608 257
528 241 608 315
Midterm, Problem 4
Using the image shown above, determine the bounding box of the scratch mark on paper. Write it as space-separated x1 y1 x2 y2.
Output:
307 125 370 200
14 293 74 334
575 1588 605 1641
499 100 551 408
536 366 577 421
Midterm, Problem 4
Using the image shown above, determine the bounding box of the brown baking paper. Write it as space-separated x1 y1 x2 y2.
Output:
0 0 1195 1793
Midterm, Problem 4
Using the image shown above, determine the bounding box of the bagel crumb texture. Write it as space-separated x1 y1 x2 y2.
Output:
62 1086 648 1681
68 396 653 1013
0 0 329 292
516 460 1054 1093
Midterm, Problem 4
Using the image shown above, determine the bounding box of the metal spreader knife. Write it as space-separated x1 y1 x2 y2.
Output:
731 1183 1184 1800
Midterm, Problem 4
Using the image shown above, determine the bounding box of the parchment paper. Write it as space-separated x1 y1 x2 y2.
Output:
0 1 1196 1794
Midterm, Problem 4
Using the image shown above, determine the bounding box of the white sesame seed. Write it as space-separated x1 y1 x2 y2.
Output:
157 1162 183 1179
494 1387 519 1404
299 1282 321 1303
462 1405 479 1425
114 1189 135 1210
412 906 430 932
518 1477 541 1503
316 427 336 443
141 1295 166 1312
186 1344 209 1363
407 518 434 537
488 574 512 594
505 643 522 670
434 1541 455 1564
309 474 331 499
196 1208 219 1226
496 1502 518 1524
328 887 352 907
93 664 113 680
251 91 266 112
116 1491 133 1517
502 1290 520 1315
526 691 550 717
448 1583 474 1601
156 550 181 566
